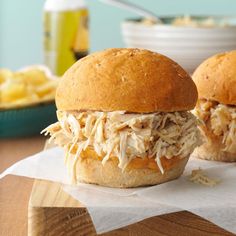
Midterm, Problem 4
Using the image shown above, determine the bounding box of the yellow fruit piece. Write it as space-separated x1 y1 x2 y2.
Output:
14 69 48 86
12 72 27 84
35 80 57 98
0 69 13 84
1 82 27 103
0 66 58 108
25 69 48 85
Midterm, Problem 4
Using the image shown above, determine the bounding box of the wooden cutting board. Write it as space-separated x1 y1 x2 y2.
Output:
28 180 233 236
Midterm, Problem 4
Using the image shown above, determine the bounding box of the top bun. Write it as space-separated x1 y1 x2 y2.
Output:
193 50 236 105
56 48 197 113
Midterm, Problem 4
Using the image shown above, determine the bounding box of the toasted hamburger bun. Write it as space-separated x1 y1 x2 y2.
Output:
56 48 198 187
193 50 236 105
67 148 189 188
194 126 236 162
193 50 236 162
56 48 197 113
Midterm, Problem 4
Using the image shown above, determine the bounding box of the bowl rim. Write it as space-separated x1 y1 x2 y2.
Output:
0 100 55 112
122 15 236 30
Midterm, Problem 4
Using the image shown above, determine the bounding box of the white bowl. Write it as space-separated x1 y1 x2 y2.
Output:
121 17 236 73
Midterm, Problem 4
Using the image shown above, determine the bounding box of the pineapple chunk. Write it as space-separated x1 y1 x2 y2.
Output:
14 69 47 85
36 80 57 98
0 69 13 84
2 82 27 102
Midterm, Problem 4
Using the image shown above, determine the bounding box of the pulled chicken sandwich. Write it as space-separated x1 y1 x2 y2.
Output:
193 50 236 162
43 48 201 187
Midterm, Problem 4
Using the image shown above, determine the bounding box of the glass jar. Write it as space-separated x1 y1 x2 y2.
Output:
43 0 89 76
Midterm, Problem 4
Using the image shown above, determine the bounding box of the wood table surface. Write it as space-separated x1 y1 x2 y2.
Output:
0 136 46 236
0 137 233 236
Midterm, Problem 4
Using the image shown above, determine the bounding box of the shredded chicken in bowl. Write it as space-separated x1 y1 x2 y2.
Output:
194 99 236 153
42 110 201 177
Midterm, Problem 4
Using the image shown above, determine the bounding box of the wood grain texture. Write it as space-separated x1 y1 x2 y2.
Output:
0 136 46 236
28 180 96 236
0 137 234 236
28 180 233 236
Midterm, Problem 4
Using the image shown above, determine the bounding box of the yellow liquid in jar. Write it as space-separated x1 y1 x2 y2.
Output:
43 9 89 76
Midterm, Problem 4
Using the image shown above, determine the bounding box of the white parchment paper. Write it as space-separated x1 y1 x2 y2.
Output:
1 147 236 234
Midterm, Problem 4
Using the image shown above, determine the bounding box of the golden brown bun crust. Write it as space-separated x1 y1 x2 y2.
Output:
193 126 236 162
56 48 197 113
193 50 236 105
68 155 189 188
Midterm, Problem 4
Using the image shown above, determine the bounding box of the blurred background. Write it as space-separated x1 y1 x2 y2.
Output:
1 0 236 69
1 0 236 137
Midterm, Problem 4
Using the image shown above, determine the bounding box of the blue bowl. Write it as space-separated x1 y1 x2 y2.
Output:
0 102 57 138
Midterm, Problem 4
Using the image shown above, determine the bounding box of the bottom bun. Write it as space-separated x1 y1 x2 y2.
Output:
193 127 236 162
67 155 189 188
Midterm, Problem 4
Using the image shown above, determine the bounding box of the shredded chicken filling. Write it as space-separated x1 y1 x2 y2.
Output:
189 168 219 187
194 99 236 153
42 110 201 179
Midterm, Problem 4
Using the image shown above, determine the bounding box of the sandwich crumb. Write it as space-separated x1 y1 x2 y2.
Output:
189 168 219 187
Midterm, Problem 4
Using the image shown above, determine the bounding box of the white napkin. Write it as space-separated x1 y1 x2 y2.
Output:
1 147 235 234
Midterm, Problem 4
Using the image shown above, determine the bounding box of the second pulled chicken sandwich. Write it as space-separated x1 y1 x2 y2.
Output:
193 50 236 162
43 48 201 188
